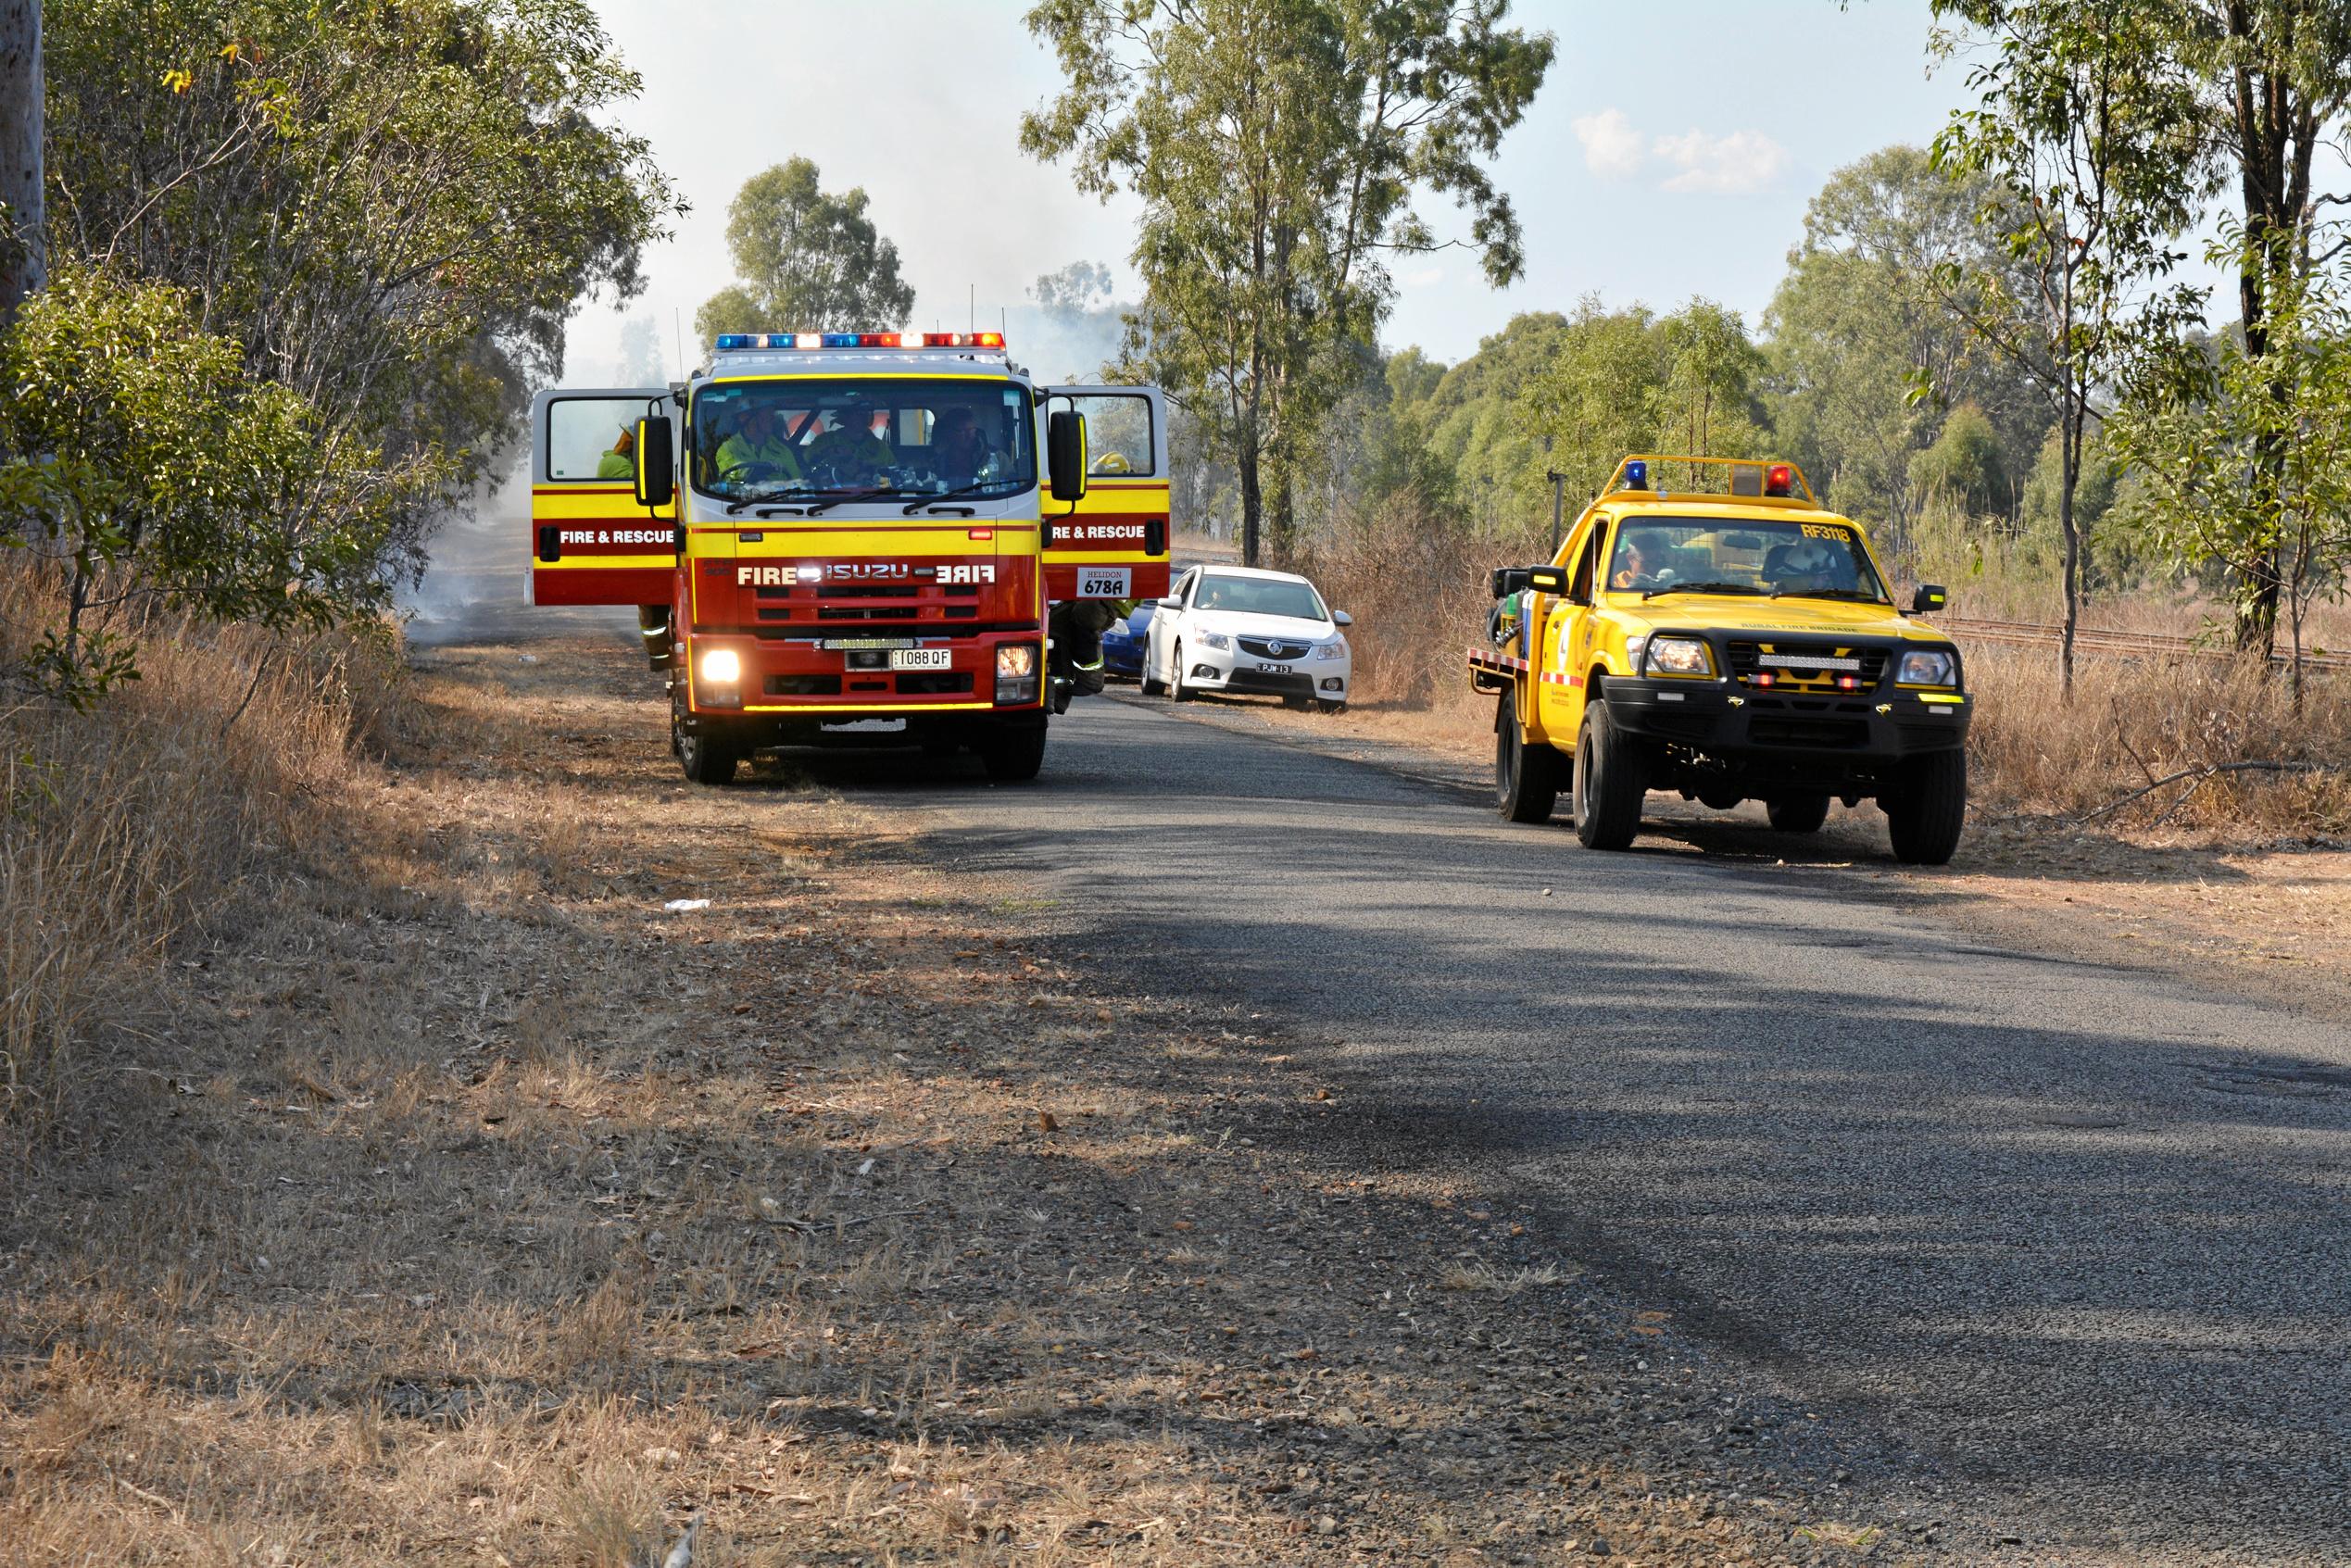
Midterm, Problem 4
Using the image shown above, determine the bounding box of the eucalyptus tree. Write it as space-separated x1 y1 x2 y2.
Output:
696 157 917 341
1930 0 2204 696
1022 0 1553 563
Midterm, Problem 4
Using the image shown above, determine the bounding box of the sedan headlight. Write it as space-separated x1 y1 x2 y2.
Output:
1897 648 1957 687
1198 631 1231 651
1642 635 1714 678
1314 638 1347 660
698 647 741 684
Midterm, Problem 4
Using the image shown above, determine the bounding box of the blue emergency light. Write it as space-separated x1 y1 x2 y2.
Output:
1624 459 1649 491
714 333 757 351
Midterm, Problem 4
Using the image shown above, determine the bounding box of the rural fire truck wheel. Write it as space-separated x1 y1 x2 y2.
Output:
673 685 739 785
1168 643 1193 702
1886 749 1967 865
1766 794 1832 834
1573 702 1646 851
1494 691 1560 823
978 723 1047 782
679 727 738 786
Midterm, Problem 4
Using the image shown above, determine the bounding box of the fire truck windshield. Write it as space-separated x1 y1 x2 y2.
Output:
690 377 1037 504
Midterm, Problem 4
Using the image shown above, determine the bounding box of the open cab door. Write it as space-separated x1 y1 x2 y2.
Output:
528 387 679 607
1038 384 1172 603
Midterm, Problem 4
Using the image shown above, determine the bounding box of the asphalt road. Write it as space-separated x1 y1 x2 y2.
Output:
852 690 2351 1564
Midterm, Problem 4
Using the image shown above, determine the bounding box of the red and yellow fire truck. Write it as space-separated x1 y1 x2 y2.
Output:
528 331 1170 783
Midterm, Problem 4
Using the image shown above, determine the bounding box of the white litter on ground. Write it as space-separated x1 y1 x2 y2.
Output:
663 898 711 912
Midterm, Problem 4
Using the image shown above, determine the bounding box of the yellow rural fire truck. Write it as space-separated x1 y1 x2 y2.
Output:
1471 455 1970 864
529 331 1170 783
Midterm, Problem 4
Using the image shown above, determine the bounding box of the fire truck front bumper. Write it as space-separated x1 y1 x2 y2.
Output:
682 632 1045 719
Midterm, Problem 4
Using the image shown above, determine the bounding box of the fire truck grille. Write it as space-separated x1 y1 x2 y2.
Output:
763 674 843 696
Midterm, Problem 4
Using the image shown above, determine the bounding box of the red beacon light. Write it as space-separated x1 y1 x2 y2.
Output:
921 332 1006 349
1764 463 1795 498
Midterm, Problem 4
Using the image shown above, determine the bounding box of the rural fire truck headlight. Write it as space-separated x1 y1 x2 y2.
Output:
1642 635 1714 678
994 642 1040 705
1897 648 1957 687
698 647 742 685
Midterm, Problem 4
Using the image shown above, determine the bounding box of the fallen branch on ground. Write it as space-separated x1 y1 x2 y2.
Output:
2072 759 2346 825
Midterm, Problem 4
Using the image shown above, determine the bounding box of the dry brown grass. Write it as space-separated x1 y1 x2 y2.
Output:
0 568 409 1123
1966 646 2351 835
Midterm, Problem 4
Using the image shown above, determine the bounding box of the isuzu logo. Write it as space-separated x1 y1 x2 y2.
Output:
735 562 998 587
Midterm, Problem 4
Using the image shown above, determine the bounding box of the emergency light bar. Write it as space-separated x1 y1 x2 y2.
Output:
713 331 1007 353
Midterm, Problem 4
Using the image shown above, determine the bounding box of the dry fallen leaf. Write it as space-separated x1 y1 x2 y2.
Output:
1036 1110 1059 1133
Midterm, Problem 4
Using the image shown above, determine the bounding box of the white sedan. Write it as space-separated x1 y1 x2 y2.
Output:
1142 565 1352 711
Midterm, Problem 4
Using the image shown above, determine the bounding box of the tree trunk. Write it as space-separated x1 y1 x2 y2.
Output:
2058 407 2081 701
0 0 41 326
1268 462 1294 565
1238 443 1263 567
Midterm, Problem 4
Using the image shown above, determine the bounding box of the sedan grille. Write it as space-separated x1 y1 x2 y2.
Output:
1238 636 1314 660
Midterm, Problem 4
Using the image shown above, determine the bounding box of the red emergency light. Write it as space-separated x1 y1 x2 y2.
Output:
1765 463 1794 497
922 332 1006 349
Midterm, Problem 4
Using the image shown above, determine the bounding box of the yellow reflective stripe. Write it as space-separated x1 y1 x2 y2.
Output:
740 701 1000 713
539 554 673 571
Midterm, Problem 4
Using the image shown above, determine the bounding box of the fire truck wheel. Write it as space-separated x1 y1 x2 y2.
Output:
978 722 1047 782
1886 749 1967 865
1766 793 1831 834
1573 701 1646 850
679 726 739 785
1168 643 1194 702
1494 689 1561 823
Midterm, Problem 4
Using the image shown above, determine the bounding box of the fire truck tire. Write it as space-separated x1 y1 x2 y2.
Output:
1494 690 1560 823
1885 749 1967 865
679 727 739 786
1573 702 1646 850
1168 643 1194 702
978 722 1047 782
1766 793 1832 834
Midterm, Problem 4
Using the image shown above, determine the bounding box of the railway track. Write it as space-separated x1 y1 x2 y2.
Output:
1942 614 2351 671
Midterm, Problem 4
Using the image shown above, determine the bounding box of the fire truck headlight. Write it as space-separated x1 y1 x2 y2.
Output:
994 642 1041 705
699 647 742 685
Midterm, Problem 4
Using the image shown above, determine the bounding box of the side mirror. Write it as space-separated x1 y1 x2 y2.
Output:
1490 566 1531 599
635 416 674 509
1157 595 1182 609
1048 410 1088 503
1332 609 1352 627
1525 564 1570 594
1911 583 1948 614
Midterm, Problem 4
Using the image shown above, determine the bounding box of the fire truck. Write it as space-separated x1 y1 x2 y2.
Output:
527 331 1170 783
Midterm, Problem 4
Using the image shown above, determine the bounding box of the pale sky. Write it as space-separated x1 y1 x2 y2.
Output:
564 0 1975 385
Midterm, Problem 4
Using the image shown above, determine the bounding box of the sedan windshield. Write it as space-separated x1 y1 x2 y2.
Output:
1606 517 1888 604
1193 574 1328 620
689 377 1036 504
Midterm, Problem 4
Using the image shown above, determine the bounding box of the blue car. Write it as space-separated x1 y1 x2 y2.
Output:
1099 602 1154 679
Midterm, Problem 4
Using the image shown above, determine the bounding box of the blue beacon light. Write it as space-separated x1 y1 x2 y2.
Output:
1624 459 1649 491
713 333 756 351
